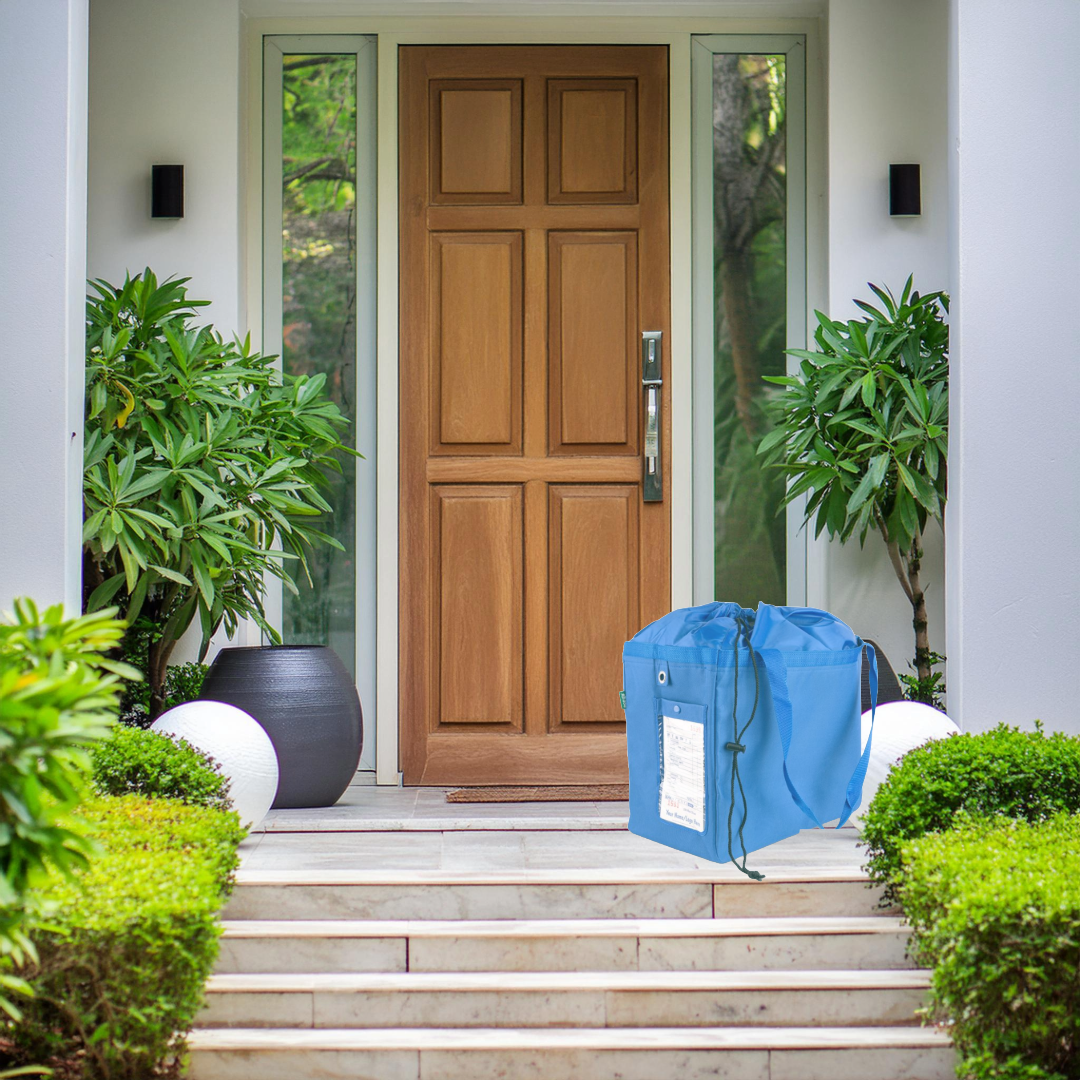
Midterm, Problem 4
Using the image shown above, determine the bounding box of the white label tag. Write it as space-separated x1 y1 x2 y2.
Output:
659 715 706 832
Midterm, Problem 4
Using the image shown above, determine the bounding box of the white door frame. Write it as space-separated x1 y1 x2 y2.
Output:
243 15 826 784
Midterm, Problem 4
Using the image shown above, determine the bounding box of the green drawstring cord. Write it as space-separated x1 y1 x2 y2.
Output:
726 615 765 881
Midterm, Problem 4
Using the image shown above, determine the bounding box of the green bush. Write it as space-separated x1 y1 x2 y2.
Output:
0 600 133 1020
900 813 1080 1080
861 724 1080 903
91 726 231 812
8 795 244 1079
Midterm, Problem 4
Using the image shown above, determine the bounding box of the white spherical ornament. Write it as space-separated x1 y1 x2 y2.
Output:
851 700 961 830
151 701 279 829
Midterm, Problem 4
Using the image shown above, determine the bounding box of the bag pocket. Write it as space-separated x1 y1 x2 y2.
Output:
656 698 709 833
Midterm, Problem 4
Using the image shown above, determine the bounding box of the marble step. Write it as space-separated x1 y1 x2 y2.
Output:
200 968 930 1030
225 869 889 921
216 915 912 973
187 1025 956 1080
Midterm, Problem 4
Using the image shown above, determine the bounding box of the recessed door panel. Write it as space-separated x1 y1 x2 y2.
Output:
430 232 522 453
430 80 523 204
549 485 639 729
549 231 638 452
548 78 638 204
432 485 523 730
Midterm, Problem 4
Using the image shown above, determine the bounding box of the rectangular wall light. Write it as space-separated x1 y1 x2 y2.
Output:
151 164 184 218
889 163 921 217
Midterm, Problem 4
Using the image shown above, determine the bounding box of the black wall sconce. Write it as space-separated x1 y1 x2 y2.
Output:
889 163 921 217
151 164 184 218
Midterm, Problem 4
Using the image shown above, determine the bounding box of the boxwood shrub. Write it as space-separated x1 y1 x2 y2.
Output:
8 795 244 1079
900 813 1080 1080
91 725 231 812
861 724 1080 903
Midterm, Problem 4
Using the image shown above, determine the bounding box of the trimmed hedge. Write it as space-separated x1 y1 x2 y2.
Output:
900 813 1080 1080
9 795 244 1079
91 725 231 812
861 724 1080 903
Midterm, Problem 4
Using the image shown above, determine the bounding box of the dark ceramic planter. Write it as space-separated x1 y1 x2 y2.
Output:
199 645 363 809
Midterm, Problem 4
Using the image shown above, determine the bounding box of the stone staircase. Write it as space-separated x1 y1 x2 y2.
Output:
188 864 954 1079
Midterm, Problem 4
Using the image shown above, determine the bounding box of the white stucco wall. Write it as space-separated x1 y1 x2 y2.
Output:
87 0 243 331
946 0 1080 735
0 0 89 616
818 0 950 692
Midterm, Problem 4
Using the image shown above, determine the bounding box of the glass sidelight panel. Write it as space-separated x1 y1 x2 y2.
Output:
279 53 359 673
263 36 376 770
692 37 806 607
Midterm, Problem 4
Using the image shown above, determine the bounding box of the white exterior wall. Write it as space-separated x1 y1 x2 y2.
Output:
946 0 1080 734
87 0 243 331
819 0 949 690
0 0 89 616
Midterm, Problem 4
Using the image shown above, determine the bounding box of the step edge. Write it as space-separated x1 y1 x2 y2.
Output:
234 869 874 887
188 1024 952 1051
203 969 933 993
219 915 907 939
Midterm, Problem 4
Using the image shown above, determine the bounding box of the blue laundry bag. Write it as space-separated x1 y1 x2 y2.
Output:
622 603 877 879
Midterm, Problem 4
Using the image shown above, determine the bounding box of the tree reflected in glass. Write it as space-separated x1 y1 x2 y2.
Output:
281 55 358 675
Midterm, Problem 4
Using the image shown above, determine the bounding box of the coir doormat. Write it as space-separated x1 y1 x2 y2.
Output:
446 785 630 803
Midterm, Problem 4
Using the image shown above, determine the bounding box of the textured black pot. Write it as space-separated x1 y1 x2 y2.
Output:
199 645 363 809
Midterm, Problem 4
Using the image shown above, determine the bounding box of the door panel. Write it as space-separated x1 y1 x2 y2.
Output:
430 80 523 204
432 485 523 730
547 79 638 203
549 485 640 729
430 232 523 452
401 45 670 785
548 231 638 451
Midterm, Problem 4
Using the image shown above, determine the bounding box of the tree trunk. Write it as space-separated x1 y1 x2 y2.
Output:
878 517 934 684
711 55 783 443
719 248 760 437
905 540 931 682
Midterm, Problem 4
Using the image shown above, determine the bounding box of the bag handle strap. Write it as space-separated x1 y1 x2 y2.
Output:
756 643 878 830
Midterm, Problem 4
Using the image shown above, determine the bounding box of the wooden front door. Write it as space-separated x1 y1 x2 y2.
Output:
400 45 670 785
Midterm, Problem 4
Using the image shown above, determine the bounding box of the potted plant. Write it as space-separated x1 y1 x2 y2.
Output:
757 277 948 705
82 270 354 719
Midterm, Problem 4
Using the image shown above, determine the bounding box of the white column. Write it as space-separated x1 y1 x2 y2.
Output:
0 0 89 616
947 0 1080 734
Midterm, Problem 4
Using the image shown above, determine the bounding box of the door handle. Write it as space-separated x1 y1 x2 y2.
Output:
642 331 662 502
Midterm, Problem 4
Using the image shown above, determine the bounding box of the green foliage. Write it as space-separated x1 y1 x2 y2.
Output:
7 796 244 1079
116 617 207 727
899 814 1080 1080
91 726 231 812
82 269 355 717
899 650 946 710
759 277 949 553
758 277 948 679
861 724 1080 904
0 601 133 1020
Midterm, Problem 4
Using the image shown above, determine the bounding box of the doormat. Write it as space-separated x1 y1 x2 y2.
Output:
446 785 630 803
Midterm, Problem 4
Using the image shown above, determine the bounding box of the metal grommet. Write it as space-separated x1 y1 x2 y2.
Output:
658 670 667 685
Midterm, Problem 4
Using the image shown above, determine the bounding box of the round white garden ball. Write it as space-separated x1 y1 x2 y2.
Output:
851 700 961 831
151 701 279 830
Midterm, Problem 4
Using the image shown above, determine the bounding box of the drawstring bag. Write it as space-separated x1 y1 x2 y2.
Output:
622 602 878 880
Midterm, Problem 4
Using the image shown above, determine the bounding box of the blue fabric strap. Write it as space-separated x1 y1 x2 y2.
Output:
757 643 878 830
837 642 877 828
